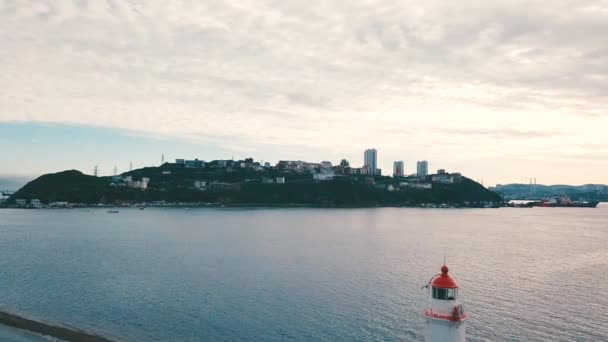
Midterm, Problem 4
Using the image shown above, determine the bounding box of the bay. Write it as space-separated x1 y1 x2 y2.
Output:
0 206 606 341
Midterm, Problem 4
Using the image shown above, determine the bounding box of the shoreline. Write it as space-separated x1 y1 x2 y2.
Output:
0 202 504 210
0 311 113 342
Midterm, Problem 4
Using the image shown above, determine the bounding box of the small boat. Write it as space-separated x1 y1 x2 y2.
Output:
138 207 145 210
106 209 119 213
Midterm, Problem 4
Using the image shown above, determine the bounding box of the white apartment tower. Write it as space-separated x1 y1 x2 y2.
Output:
417 160 429 177
364 149 378 175
393 161 404 177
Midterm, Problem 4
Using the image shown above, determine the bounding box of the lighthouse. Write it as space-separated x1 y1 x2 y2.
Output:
423 265 468 342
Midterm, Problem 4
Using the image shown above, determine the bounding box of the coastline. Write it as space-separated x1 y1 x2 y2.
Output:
0 311 113 342
0 201 503 210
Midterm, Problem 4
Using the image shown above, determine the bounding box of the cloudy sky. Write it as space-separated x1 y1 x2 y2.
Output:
1 0 608 186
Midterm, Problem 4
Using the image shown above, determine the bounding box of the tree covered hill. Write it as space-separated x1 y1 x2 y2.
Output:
9 170 109 203
8 164 501 207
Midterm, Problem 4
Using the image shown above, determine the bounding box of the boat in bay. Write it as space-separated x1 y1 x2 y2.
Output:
531 196 599 208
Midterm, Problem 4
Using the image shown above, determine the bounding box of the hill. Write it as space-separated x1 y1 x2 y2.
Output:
8 170 109 203
490 183 608 201
7 164 501 207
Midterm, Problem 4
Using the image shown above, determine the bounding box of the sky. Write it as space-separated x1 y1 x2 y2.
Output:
1 0 608 186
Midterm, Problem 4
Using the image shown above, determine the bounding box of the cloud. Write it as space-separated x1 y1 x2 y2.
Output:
439 128 570 139
1 0 608 184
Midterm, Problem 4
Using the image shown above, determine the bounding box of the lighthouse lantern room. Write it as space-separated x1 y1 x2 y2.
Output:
423 265 468 342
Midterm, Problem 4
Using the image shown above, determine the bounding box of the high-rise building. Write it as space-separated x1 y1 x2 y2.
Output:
417 160 429 177
364 148 378 175
393 161 404 177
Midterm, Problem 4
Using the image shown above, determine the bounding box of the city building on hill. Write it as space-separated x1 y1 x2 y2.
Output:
185 159 204 168
313 161 336 180
313 171 334 181
119 176 150 190
432 174 454 184
364 148 378 175
320 161 333 169
432 171 463 184
393 161 404 177
194 180 207 190
276 160 320 173
417 160 429 177
175 158 204 168
361 164 371 175
334 159 352 175
209 182 229 191
409 182 432 189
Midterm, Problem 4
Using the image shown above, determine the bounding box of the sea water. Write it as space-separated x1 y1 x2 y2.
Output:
0 206 606 341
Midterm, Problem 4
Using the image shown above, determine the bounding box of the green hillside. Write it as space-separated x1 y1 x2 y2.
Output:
9 170 108 203
8 165 501 207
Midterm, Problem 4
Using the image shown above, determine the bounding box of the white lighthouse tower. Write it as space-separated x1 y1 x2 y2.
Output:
423 265 468 342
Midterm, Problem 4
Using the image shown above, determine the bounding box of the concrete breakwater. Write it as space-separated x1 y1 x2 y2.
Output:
0 311 113 342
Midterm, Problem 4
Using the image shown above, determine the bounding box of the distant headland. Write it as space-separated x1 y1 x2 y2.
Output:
2 158 501 208
490 183 608 202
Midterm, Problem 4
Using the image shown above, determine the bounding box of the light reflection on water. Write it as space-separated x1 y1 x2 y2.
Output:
0 206 606 341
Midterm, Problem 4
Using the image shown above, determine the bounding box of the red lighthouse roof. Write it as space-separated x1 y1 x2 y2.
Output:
431 265 459 288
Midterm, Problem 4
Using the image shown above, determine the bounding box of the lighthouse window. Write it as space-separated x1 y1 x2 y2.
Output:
447 288 457 300
432 287 457 300
432 287 447 300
